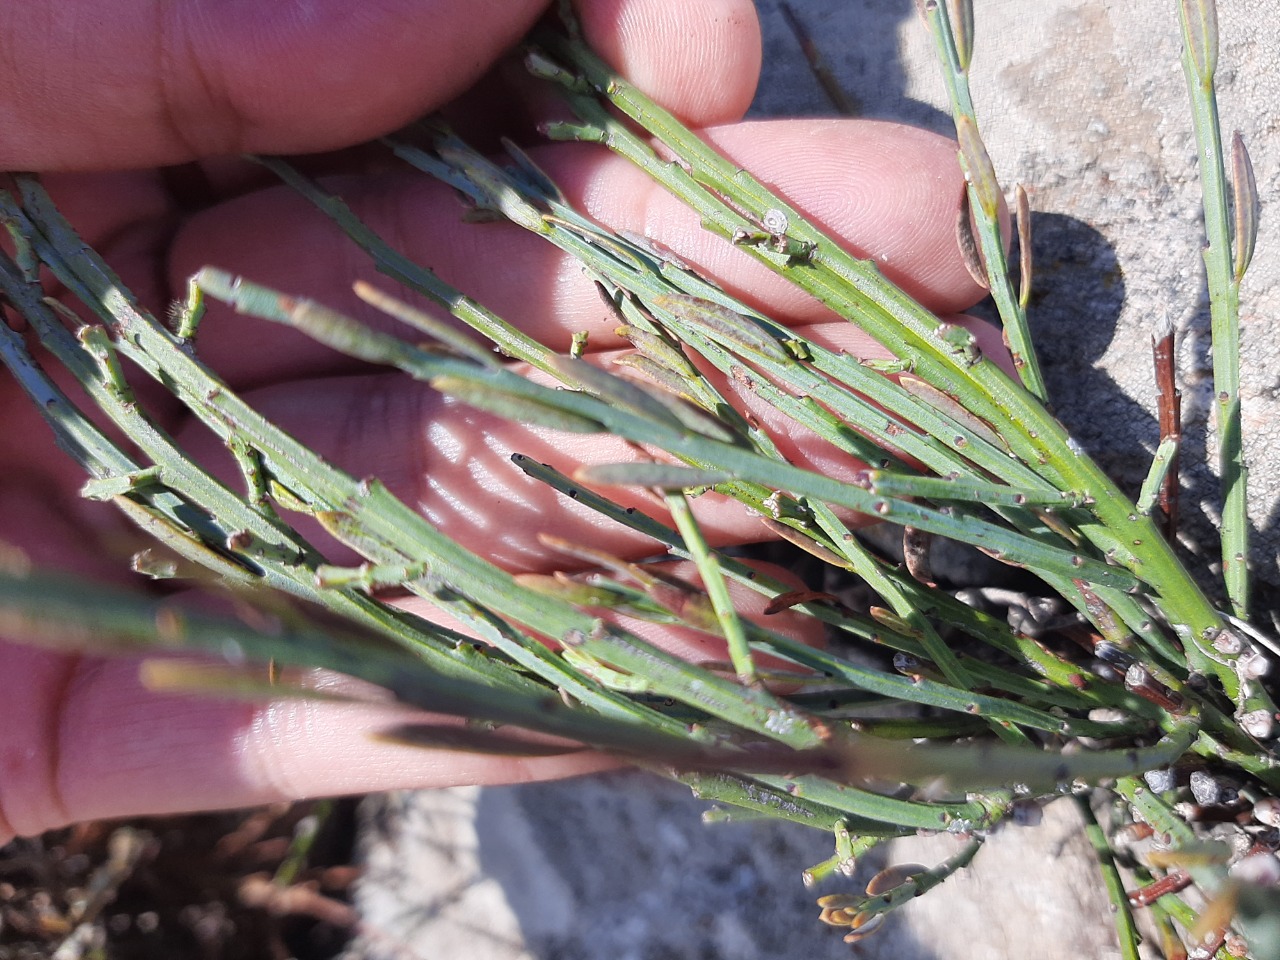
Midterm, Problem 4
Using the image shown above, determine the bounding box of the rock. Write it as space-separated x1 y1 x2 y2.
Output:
345 780 1134 960
348 775 851 960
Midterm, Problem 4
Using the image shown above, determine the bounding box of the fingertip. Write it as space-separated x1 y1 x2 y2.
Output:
167 0 551 159
578 0 761 126
0 0 550 170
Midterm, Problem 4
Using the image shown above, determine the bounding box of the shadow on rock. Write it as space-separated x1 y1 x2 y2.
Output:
476 771 942 960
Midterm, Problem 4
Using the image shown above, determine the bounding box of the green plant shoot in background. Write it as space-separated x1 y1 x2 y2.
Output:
0 0 1277 957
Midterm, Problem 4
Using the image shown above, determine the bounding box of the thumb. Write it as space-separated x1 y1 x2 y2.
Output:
0 0 548 171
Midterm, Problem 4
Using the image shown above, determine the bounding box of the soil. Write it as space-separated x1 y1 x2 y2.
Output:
0 800 360 960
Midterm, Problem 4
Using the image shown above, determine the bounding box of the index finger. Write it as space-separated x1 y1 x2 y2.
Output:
0 0 546 171
0 0 761 172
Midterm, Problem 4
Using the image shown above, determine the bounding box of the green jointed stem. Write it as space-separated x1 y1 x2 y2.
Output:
44 206 843 750
804 501 983 705
521 453 1159 720
1076 797 1142 960
1176 0 1249 617
12 180 916 771
857 470 1083 508
310 127 1166 687
250 156 565 380
922 0 1048 401
750 775 1004 832
0 252 330 601
0 248 625 725
252 162 1140 600
193 262 1136 593
247 144 1228 737
839 836 984 924
533 30 1234 691
527 453 1135 732
663 490 757 683
1138 437 1181 515
678 771 897 833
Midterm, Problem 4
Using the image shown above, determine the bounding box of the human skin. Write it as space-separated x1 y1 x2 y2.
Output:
0 0 995 844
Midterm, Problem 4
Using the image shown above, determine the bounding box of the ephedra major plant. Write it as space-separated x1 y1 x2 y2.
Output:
0 0 1277 956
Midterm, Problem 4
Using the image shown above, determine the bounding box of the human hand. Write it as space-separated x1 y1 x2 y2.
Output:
0 0 996 843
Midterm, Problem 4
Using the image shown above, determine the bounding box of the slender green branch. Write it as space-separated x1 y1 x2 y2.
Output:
1176 0 1250 617
677 771 898 833
663 489 756 683
1076 796 1142 960
922 0 1047 400
834 836 984 925
529 31 1235 690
